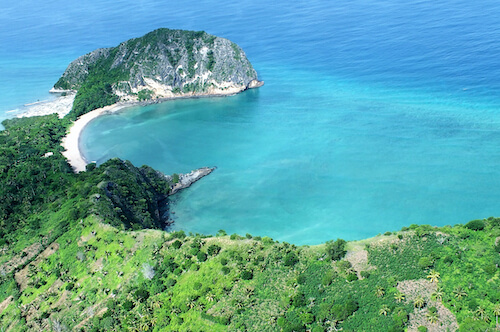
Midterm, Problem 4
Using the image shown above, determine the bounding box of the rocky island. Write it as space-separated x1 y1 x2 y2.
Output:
55 28 263 119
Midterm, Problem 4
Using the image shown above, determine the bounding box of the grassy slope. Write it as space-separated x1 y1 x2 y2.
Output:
1 216 499 331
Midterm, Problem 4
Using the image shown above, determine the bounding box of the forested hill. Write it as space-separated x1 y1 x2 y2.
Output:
53 28 262 119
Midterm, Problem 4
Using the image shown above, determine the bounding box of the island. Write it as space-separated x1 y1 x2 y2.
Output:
0 29 498 332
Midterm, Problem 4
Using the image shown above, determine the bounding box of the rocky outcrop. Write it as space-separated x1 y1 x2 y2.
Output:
167 167 216 195
54 28 262 101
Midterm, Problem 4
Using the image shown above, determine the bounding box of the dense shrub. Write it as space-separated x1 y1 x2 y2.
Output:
283 252 299 266
240 270 253 280
325 239 347 261
465 219 485 231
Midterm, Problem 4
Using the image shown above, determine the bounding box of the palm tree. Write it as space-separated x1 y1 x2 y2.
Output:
431 289 443 302
187 298 197 309
375 286 385 298
427 270 440 283
394 292 405 303
379 305 390 316
476 306 486 321
244 286 255 298
453 287 468 300
493 303 500 328
414 296 426 309
426 310 439 324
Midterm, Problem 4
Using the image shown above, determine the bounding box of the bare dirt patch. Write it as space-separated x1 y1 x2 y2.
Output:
15 242 60 291
1 242 42 275
344 249 374 278
398 279 458 332
0 295 13 315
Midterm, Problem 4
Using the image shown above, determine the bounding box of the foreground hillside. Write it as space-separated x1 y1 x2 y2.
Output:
0 115 499 331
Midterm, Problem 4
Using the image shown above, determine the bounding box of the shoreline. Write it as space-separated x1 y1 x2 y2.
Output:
61 84 263 173
61 102 138 172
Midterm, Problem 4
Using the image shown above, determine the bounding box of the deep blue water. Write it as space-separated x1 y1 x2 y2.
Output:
2 0 500 244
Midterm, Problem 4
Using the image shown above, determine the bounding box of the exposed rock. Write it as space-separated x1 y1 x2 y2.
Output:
168 167 216 195
54 28 262 102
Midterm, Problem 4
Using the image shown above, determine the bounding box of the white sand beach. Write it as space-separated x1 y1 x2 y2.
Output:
61 103 134 172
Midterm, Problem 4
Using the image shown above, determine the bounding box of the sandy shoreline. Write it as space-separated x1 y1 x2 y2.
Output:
61 102 137 172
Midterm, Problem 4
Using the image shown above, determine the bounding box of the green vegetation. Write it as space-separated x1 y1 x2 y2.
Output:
137 89 154 101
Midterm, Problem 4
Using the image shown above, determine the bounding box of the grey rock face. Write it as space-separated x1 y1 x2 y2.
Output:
54 28 261 98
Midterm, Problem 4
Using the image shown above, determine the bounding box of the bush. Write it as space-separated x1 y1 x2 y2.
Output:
172 240 182 249
465 219 485 231
197 251 207 262
240 270 253 280
165 278 177 287
283 252 299 267
220 258 228 266
325 239 347 261
346 272 358 282
418 256 433 269
221 266 230 275
417 327 428 332
207 244 221 256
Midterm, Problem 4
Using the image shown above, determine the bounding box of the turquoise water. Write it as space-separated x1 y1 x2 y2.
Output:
3 0 500 244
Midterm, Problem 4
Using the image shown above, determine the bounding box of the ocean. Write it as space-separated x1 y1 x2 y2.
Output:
2 0 500 244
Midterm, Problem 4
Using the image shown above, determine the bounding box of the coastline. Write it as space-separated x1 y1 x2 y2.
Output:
8 92 76 119
61 83 263 173
61 102 137 172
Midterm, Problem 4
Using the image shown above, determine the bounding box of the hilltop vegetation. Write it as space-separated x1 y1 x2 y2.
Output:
0 115 499 331
54 28 261 119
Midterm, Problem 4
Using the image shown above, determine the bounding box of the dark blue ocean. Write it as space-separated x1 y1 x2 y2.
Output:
2 0 500 244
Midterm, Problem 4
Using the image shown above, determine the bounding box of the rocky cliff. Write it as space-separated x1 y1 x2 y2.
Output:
54 28 262 107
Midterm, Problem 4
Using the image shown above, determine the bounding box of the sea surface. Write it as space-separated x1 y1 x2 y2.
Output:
2 0 500 245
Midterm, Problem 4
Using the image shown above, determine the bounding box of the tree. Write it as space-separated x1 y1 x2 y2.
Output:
493 303 500 328
325 239 347 261
453 287 468 300
464 219 485 231
375 286 385 298
475 306 488 322
414 296 425 309
426 311 439 324
394 292 405 303
426 270 440 283
431 289 443 301
379 305 390 316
